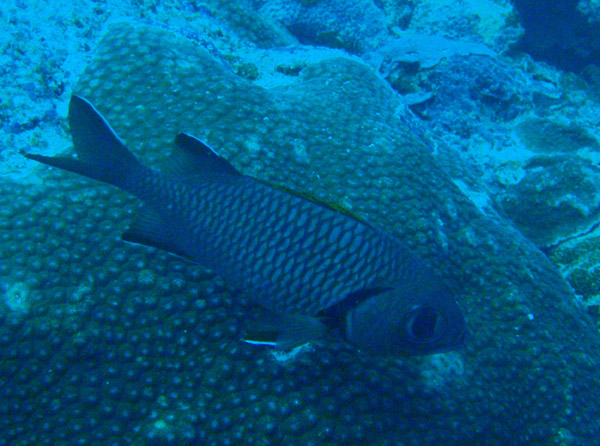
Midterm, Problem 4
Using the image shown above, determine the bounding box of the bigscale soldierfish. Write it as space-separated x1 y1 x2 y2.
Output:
25 95 466 355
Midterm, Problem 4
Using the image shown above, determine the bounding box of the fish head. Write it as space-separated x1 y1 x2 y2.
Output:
344 282 466 355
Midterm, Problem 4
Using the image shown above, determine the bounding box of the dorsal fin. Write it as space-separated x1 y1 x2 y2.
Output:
172 134 372 228
163 133 241 177
256 179 375 228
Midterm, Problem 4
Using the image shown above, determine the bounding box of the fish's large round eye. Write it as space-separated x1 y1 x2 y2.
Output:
406 306 442 342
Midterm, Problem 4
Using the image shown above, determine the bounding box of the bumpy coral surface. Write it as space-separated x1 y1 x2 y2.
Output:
2 22 600 446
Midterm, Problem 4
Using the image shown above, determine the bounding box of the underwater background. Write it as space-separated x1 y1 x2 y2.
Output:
2 0 600 445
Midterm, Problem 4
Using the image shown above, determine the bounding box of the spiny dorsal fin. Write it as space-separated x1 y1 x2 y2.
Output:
255 179 374 228
172 134 371 228
163 133 241 177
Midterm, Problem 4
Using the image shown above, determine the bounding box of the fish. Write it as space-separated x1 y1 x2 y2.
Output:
24 95 466 355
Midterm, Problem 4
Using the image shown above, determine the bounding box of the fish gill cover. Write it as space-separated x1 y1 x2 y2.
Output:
1 9 600 446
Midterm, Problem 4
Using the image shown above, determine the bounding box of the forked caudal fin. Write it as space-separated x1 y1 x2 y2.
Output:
24 95 144 190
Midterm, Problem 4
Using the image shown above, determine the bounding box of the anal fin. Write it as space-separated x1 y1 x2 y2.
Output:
122 204 192 261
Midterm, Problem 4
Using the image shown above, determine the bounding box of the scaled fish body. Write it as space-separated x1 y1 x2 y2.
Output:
26 96 466 355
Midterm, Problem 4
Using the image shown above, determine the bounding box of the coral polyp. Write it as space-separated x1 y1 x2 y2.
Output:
4 282 30 314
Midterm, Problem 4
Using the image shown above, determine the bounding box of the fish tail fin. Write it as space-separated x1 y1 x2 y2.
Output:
24 95 145 190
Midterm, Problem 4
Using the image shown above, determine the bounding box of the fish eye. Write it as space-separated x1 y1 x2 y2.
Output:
406 306 442 342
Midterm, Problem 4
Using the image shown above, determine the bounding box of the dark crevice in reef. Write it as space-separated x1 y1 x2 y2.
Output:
512 0 600 72
541 219 600 254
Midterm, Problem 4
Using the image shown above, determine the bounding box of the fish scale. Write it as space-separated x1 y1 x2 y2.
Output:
143 172 394 315
25 95 466 354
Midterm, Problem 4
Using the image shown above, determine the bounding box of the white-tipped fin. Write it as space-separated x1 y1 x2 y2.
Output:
243 313 326 350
